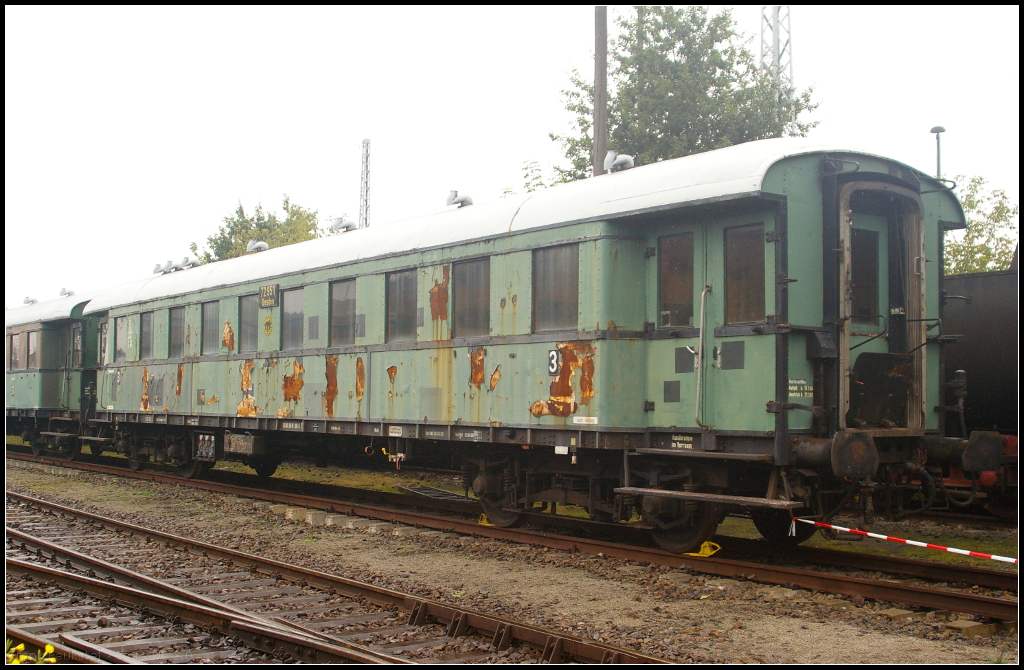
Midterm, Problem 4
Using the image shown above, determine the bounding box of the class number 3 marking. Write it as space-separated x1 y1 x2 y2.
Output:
548 349 561 376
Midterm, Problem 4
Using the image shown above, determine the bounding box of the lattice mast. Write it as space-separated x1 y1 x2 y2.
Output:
359 138 370 228
760 6 794 126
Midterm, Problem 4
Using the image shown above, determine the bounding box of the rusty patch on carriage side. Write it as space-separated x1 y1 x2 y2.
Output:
140 367 150 412
222 320 234 351
237 359 261 417
207 395 218 404
277 407 292 418
489 365 501 392
282 361 305 401
356 357 365 402
529 342 595 418
325 355 339 418
429 265 451 321
386 365 397 398
469 347 485 389
176 364 183 396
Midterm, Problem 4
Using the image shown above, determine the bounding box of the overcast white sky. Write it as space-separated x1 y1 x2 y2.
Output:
5 6 1019 309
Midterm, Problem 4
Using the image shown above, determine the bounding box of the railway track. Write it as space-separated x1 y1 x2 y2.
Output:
7 452 1018 622
5 491 666 664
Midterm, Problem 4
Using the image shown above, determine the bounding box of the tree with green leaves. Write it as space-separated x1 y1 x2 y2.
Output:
944 176 1019 275
190 196 329 263
548 5 817 183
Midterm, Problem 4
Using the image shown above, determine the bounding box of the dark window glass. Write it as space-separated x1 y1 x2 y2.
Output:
387 270 418 343
533 244 579 332
115 317 129 362
5 335 10 370
168 307 185 358
202 301 220 355
330 280 356 345
851 228 880 326
724 224 765 324
139 312 154 360
238 295 259 353
72 324 83 367
658 233 695 327
100 322 109 365
453 259 490 337
282 288 304 350
11 333 22 369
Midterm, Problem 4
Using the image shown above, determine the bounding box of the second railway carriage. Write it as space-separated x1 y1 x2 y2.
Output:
7 137 1003 552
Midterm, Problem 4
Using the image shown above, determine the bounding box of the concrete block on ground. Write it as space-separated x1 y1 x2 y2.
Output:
812 597 849 609
306 511 328 526
945 620 997 638
661 573 695 585
759 587 801 600
252 501 273 511
345 518 373 530
367 522 395 534
391 526 421 538
707 578 740 588
324 514 352 527
270 504 290 515
878 608 926 621
285 507 307 521
226 497 251 504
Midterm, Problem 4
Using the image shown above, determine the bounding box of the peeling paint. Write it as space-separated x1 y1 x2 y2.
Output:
355 357 365 403
429 265 451 321
222 320 235 351
282 361 305 401
488 365 501 392
469 347 485 389
325 355 339 418
162 406 170 413
387 365 397 398
176 364 183 396
140 367 150 412
207 395 219 404
237 359 261 417
529 341 596 418
276 407 292 418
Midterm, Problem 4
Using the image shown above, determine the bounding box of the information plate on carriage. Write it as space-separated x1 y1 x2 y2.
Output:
259 284 279 308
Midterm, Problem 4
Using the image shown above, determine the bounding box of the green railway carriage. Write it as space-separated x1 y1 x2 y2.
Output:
7 138 1001 552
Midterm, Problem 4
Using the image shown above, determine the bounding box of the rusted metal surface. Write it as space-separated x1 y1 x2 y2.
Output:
324 355 339 418
176 363 183 396
530 341 596 417
282 360 304 401
429 265 450 321
139 367 150 412
355 357 365 403
469 347 485 389
237 359 260 417
207 395 218 404
222 320 234 351
386 364 397 398
4 625 102 665
489 365 501 392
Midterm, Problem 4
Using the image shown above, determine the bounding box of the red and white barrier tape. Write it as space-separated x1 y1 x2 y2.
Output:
791 518 1019 564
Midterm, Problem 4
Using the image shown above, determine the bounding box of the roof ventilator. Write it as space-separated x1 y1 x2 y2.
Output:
447 190 473 208
332 217 357 233
246 240 270 253
23 297 37 305
154 256 201 274
604 150 635 173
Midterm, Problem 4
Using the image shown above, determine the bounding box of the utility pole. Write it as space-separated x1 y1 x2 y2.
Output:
592 6 608 177
760 6 794 127
359 138 370 228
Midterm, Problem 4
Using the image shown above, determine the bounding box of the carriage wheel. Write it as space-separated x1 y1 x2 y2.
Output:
479 497 525 528
751 507 818 546
252 459 280 479
650 502 722 554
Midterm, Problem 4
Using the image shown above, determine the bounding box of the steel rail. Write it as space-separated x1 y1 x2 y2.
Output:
3 624 105 665
5 557 399 664
8 454 1017 619
6 492 670 664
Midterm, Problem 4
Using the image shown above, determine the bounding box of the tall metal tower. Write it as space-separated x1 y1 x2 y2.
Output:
358 138 370 229
760 6 794 123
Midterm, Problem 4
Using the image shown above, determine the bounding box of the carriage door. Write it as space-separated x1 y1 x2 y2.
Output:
839 184 927 431
648 222 708 432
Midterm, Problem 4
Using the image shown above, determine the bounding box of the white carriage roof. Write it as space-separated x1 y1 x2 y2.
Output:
5 292 100 328
11 138 925 319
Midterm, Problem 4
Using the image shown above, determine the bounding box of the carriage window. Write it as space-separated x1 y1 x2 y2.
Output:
11 333 22 369
282 288 304 350
724 224 765 324
239 295 259 353
387 270 418 343
168 307 184 357
100 321 109 364
659 233 695 327
453 259 490 337
139 312 154 360
72 324 83 367
5 335 10 370
533 244 579 332
201 301 220 355
329 280 357 346
27 331 39 368
851 228 880 326
115 317 129 362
